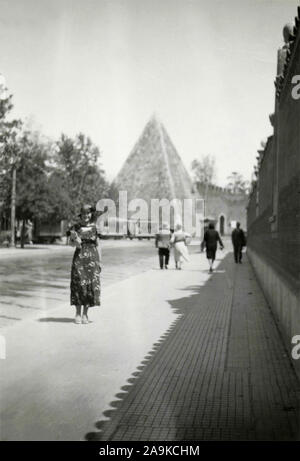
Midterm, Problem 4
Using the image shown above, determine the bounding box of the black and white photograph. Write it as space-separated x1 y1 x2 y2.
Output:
0 0 300 445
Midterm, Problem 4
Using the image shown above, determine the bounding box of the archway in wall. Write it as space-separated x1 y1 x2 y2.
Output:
219 215 225 236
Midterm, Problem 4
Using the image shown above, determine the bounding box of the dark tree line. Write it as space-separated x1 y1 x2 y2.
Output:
0 91 110 244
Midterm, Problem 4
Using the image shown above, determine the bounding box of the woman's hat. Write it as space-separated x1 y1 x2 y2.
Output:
78 204 95 217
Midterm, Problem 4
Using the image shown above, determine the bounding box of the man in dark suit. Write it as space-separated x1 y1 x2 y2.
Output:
155 223 171 269
231 222 246 263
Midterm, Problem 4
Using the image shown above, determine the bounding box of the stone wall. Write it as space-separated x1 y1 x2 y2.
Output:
247 10 300 378
113 116 199 232
196 183 248 235
114 116 195 205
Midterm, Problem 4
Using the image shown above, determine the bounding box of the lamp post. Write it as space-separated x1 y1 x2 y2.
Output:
0 74 11 243
6 141 18 248
10 163 16 247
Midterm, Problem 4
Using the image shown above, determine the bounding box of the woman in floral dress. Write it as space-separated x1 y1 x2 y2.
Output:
69 204 107 324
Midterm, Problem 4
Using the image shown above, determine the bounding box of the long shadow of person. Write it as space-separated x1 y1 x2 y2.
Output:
37 317 75 323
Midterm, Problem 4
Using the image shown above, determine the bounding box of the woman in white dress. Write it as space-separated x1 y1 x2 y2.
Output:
170 223 191 269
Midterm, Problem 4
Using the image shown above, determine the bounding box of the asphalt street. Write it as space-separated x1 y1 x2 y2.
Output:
0 240 199 328
1 241 299 441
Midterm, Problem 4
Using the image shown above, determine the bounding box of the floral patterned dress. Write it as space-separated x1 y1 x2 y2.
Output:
70 223 101 307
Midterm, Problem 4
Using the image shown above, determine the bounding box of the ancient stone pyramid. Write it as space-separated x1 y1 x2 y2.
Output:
113 115 195 203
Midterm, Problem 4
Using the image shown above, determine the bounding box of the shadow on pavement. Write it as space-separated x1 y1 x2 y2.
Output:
37 317 74 323
84 253 299 441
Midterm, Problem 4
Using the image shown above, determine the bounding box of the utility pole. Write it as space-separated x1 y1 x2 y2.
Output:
10 165 16 247
1 74 19 247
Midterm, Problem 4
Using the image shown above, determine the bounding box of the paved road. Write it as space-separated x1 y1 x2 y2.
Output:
0 240 199 328
1 245 299 441
0 240 200 441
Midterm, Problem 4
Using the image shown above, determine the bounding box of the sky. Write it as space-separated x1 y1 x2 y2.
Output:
0 0 299 186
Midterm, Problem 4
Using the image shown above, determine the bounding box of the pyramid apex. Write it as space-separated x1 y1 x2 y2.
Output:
149 112 161 125
114 114 197 203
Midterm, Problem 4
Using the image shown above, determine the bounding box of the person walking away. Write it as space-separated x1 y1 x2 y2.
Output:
231 222 246 263
155 222 171 269
170 223 190 270
201 222 224 273
69 204 108 324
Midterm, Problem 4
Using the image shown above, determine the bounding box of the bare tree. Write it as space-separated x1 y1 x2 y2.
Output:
191 154 216 184
226 172 250 194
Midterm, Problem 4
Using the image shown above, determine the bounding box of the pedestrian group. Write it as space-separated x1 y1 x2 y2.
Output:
68 204 246 324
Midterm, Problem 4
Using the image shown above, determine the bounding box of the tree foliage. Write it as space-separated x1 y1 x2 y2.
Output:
0 94 22 210
0 94 21 145
0 92 110 229
14 131 55 221
226 172 250 194
50 133 109 221
191 154 216 184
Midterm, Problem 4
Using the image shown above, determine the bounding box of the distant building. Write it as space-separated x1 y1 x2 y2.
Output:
113 115 199 232
196 183 248 236
114 114 196 203
113 115 248 236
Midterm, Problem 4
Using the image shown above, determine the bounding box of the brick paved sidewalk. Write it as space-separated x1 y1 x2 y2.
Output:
87 253 300 441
